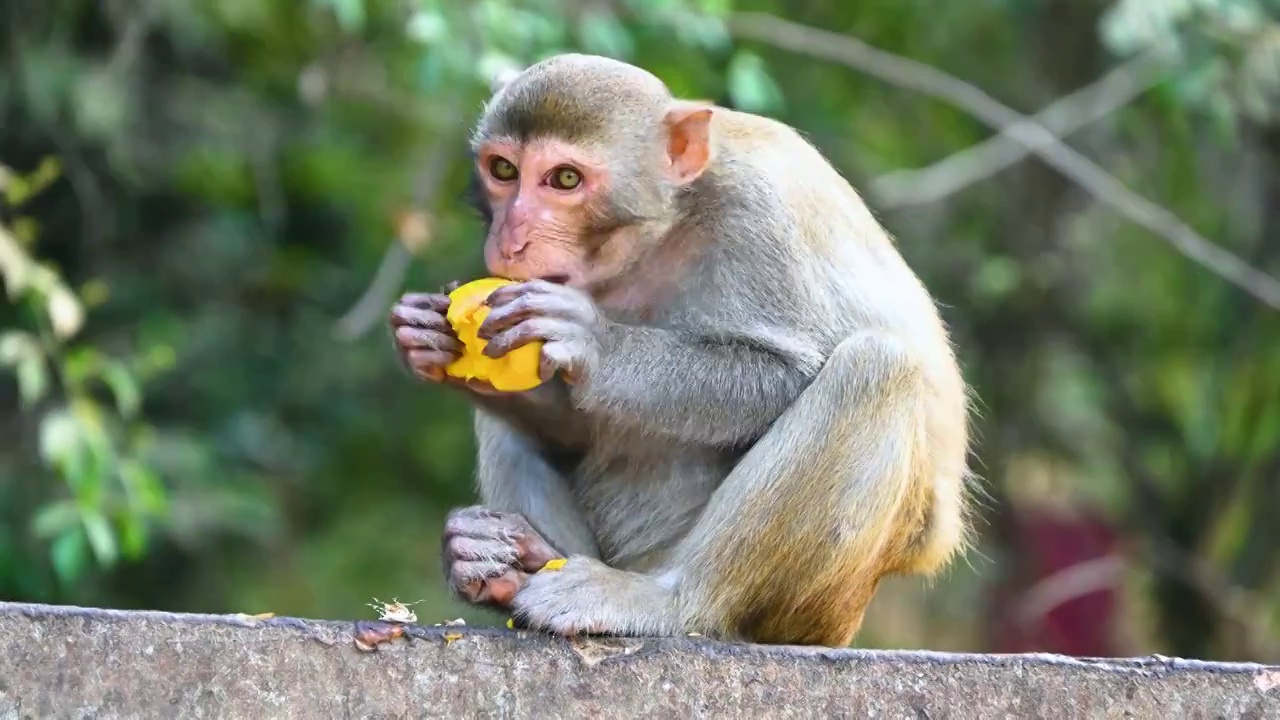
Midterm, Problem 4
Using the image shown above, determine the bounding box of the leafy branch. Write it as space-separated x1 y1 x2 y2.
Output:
727 12 1280 310
1 159 173 583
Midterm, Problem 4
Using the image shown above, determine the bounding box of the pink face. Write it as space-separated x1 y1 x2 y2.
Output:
474 138 610 287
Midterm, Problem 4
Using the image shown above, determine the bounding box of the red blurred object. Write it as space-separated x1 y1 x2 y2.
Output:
990 508 1122 656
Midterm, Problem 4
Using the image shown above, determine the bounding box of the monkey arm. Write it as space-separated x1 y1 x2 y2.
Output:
576 321 825 446
473 410 599 558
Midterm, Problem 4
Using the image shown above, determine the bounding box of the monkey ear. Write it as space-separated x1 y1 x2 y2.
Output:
662 103 714 185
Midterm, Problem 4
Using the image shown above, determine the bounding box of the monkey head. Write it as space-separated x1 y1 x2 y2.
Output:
468 54 713 292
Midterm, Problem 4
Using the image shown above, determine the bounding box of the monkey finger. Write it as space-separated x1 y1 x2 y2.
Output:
480 292 596 340
446 535 519 565
406 350 455 380
475 297 539 339
482 318 579 359
538 342 585 384
482 283 527 310
444 507 519 540
391 304 452 331
395 326 462 353
396 292 451 311
484 278 576 309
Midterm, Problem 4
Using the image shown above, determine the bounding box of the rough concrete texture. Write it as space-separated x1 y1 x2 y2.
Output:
1 601 1278 719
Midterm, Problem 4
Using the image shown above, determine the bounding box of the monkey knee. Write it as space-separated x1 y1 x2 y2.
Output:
823 331 923 393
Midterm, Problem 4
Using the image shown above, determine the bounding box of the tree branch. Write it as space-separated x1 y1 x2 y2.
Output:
871 49 1168 208
727 12 1280 310
331 141 452 341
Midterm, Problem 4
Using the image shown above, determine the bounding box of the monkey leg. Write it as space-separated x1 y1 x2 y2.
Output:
510 331 942 645
674 330 934 646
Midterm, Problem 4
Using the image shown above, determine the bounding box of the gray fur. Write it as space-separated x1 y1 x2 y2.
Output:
423 54 971 644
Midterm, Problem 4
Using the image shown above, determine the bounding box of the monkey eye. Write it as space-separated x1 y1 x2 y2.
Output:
488 156 518 182
548 166 582 190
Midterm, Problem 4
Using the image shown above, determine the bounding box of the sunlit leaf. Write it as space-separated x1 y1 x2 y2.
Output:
316 0 365 32
16 354 49 407
578 11 635 59
0 225 34 297
73 69 129 141
120 514 149 559
31 500 80 539
46 285 86 340
694 0 731 17
476 52 523 88
38 409 81 467
101 360 143 419
12 217 39 245
726 51 784 114
406 9 448 43
972 256 1022 299
0 330 49 406
81 509 119 566
79 278 110 308
121 459 169 515
675 13 729 49
50 527 89 583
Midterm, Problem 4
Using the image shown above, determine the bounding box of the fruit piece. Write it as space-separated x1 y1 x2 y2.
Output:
444 278 544 392
540 558 568 572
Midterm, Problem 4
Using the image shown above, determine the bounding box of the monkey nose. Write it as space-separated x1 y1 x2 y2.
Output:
499 231 530 259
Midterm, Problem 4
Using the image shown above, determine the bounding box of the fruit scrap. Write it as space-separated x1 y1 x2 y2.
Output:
353 621 406 652
366 597 421 623
444 632 464 646
445 278 544 392
540 558 568 572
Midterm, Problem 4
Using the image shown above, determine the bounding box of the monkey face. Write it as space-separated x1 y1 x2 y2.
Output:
473 137 618 289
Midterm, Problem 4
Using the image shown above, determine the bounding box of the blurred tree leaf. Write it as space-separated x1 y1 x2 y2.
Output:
578 11 635 59
50 527 89 584
0 330 49 407
727 50 784 114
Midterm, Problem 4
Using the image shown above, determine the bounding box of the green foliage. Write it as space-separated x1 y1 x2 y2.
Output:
1 0 1279 660
1 160 171 586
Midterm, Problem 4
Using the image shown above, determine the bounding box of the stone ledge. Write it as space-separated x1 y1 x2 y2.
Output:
0 601 1277 718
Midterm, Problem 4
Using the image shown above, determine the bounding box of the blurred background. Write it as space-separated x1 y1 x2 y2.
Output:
3 0 1280 662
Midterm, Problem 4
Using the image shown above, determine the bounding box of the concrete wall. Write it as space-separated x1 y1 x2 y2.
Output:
1 601 1277 718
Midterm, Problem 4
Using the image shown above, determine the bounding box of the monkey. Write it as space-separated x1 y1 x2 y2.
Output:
389 54 972 646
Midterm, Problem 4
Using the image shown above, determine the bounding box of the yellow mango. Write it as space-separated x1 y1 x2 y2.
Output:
540 558 568 572
444 278 544 392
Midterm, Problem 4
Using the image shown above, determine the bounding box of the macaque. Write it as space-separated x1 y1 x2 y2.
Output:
389 54 972 646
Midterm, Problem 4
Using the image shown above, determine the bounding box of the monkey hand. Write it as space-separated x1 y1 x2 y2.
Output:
511 557 681 638
442 506 564 609
476 280 604 386
391 286 463 383
391 285 512 395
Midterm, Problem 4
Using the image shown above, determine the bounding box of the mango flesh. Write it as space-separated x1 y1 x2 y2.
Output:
444 278 544 392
